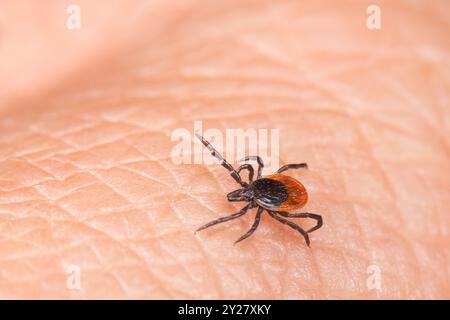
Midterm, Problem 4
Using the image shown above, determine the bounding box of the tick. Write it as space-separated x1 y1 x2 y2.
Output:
195 133 323 246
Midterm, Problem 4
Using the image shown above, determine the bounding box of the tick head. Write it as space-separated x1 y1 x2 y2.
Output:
227 187 254 202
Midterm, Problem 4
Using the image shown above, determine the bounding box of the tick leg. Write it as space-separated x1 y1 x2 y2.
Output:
268 211 311 247
195 203 254 234
234 206 264 245
276 163 308 174
237 164 255 184
277 212 323 233
239 156 264 179
195 133 247 187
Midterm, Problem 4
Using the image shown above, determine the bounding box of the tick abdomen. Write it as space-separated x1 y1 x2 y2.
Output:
251 178 289 210
253 174 309 211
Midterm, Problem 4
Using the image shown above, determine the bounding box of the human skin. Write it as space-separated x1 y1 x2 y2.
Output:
0 0 449 299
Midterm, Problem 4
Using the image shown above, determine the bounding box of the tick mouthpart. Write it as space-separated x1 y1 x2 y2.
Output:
227 188 254 201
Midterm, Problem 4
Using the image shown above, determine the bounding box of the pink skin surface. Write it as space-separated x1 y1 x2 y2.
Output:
0 1 449 299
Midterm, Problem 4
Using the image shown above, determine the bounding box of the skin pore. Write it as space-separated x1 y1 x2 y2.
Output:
0 1 449 299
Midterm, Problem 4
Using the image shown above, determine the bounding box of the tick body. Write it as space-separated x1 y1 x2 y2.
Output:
251 175 307 211
195 133 323 247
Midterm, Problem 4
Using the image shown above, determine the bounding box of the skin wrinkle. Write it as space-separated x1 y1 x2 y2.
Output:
84 245 128 295
302 80 446 170
356 123 428 294
170 198 225 299
142 158 238 298
83 212 176 298
121 162 225 224
352 128 418 297
0 0 449 299
420 174 447 239
312 139 349 298
346 141 430 296
373 71 444 140
250 226 276 297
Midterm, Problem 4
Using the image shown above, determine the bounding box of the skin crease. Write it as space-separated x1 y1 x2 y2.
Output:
0 1 449 299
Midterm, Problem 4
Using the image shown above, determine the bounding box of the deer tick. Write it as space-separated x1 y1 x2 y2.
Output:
195 133 323 247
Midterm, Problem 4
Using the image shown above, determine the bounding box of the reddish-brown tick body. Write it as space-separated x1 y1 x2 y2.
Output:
251 174 308 212
195 133 323 247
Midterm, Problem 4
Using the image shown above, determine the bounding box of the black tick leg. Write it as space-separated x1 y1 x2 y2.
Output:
234 206 264 245
236 164 255 184
268 211 311 247
195 203 254 233
195 133 247 187
276 212 323 233
276 163 308 174
240 156 264 179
